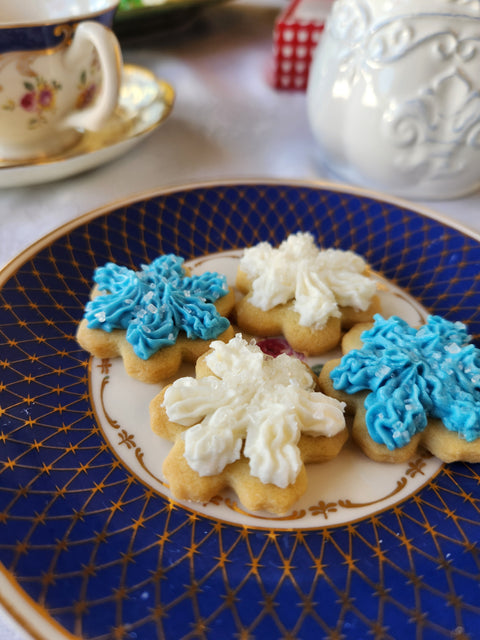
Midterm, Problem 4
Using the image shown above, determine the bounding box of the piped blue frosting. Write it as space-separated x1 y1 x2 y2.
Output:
84 254 230 360
330 314 480 450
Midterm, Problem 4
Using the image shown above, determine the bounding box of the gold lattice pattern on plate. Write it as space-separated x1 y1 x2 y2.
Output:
0 183 480 639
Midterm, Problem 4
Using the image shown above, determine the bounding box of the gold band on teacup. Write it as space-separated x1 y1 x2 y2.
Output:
0 24 76 76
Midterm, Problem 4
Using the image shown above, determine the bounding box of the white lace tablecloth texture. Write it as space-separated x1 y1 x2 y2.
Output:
1 1 480 638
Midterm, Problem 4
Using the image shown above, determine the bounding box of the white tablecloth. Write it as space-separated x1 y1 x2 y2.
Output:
1 2 480 638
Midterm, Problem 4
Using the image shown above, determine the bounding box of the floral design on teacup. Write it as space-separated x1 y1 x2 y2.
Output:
1 51 101 129
19 77 62 127
76 73 97 110
76 51 101 110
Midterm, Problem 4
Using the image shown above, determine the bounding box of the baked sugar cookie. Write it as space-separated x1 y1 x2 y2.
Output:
150 334 348 514
318 314 480 463
77 254 235 383
235 232 380 355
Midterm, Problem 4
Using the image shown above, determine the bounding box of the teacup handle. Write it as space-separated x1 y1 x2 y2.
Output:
62 21 122 131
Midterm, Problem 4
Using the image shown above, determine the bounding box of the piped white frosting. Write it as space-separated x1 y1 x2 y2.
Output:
239 232 377 328
162 335 346 487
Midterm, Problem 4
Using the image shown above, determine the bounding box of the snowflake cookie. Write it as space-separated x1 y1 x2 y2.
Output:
235 232 380 355
150 334 348 515
318 314 480 463
76 254 235 383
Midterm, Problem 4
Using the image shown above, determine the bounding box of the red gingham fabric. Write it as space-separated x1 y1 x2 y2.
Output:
271 0 332 91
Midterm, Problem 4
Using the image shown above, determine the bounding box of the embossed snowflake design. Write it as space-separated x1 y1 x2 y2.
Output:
331 314 480 450
84 254 229 359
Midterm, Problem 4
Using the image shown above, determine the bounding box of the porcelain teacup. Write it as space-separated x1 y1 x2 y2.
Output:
307 0 480 200
0 0 122 162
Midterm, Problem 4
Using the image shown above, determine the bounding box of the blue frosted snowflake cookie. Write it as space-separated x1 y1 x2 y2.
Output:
76 254 235 383
318 314 480 463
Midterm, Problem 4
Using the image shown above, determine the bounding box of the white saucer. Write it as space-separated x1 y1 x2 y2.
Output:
0 64 174 188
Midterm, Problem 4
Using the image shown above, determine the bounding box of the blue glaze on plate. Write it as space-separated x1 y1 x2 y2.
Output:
1 182 480 639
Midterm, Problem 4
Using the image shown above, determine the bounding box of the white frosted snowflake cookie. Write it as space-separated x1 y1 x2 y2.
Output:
150 334 348 514
235 232 380 355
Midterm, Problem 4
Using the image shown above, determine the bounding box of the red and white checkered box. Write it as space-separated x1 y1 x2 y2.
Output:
271 0 333 91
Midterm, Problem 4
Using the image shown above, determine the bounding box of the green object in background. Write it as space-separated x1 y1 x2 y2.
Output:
114 0 229 37
118 0 144 9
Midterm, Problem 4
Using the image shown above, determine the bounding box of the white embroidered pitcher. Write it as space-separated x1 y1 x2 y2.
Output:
307 0 480 199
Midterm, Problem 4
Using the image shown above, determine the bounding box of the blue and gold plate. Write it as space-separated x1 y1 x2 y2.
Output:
1 180 480 639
